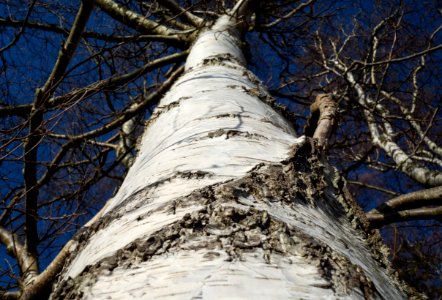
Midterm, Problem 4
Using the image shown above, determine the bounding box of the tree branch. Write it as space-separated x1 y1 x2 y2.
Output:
0 291 20 300
347 180 400 196
0 17 184 43
0 227 37 284
47 50 188 109
18 240 77 300
305 93 336 149
38 1 94 98
159 0 204 28
21 0 94 284
368 186 442 215
95 0 195 42
354 44 442 67
0 104 32 118
48 66 184 142
0 1 36 54
262 0 315 28
333 61 442 186
367 206 442 228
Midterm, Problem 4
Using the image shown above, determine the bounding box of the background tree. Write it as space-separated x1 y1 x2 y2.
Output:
0 0 440 298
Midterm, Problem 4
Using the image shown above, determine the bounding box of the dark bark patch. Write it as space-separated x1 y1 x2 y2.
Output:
53 201 379 299
207 129 268 140
201 53 244 67
237 81 297 127
145 100 181 127
207 128 225 138
175 170 213 180
212 113 249 119
53 137 413 299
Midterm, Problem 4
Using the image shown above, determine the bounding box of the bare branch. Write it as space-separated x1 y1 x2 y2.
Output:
0 17 183 43
368 186 442 214
0 104 32 118
354 44 442 67
159 0 204 28
367 206 442 228
0 0 36 54
305 93 336 149
95 0 195 42
48 50 189 109
0 291 20 300
347 180 400 196
48 66 184 142
0 227 37 284
262 0 315 28
333 61 442 186
38 2 94 97
18 240 77 300
380 86 442 159
21 1 94 281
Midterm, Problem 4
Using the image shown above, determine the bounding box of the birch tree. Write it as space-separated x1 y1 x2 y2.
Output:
44 2 407 299
0 0 440 298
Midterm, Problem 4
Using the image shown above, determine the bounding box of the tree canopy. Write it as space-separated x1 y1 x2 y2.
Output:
0 0 441 298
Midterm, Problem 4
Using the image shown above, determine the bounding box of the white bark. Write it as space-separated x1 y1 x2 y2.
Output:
62 13 297 281
51 15 409 300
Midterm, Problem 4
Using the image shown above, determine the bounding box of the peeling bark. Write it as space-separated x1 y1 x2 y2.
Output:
51 141 414 299
49 12 417 300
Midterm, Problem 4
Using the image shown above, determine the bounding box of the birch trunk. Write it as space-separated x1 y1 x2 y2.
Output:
50 15 410 299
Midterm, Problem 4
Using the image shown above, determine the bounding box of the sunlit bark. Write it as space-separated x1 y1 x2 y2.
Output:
50 13 408 300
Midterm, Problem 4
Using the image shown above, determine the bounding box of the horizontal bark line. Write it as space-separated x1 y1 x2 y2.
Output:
143 69 297 137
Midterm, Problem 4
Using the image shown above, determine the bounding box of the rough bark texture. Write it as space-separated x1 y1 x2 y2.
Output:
51 141 415 299
49 14 417 300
